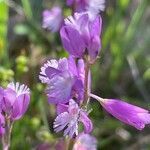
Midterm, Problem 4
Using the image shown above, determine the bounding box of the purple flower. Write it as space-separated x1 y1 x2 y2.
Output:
0 113 5 137
73 133 97 150
1 82 30 120
53 99 93 138
60 12 102 62
42 6 63 32
67 0 88 12
36 143 52 150
39 57 85 104
90 94 150 130
0 87 4 112
87 0 105 19
67 0 105 19
36 139 66 150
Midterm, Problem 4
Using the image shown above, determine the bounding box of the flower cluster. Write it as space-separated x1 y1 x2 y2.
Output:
39 57 93 138
40 1 104 140
0 82 30 137
60 12 102 63
40 0 150 149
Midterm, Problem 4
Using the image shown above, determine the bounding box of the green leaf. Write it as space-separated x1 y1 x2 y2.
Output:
21 0 33 19
144 68 150 80
0 1 8 61
118 0 130 9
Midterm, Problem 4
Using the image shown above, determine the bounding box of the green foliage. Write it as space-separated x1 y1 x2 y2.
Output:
15 54 29 74
0 1 8 62
0 67 14 86
21 0 33 19
144 68 150 80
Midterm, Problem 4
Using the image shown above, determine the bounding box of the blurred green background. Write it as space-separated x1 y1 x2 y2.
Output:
0 0 150 149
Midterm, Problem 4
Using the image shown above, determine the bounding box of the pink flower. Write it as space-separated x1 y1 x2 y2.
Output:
73 133 97 150
60 12 102 62
39 57 85 104
42 6 63 32
90 94 150 130
0 82 30 120
53 99 93 138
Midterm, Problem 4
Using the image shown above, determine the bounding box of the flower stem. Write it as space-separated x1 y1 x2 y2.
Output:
2 116 13 150
90 93 105 103
83 60 90 108
66 137 74 150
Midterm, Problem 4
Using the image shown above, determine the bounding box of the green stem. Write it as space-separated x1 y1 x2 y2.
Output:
82 60 90 108
39 97 49 131
66 138 74 150
2 115 13 150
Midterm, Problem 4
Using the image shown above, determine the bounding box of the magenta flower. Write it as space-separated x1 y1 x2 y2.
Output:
60 12 102 62
1 82 30 120
53 99 93 138
73 133 97 150
39 57 85 104
42 6 63 32
91 94 150 130
0 113 5 137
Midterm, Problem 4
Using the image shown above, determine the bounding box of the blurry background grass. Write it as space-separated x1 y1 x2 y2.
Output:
0 0 150 149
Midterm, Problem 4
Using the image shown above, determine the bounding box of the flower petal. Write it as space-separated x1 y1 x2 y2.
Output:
60 26 86 57
39 59 59 83
73 133 97 150
0 113 5 137
1 88 16 113
54 112 70 132
56 104 68 115
46 72 74 104
54 99 80 138
0 87 4 112
101 99 150 130
42 7 63 32
88 36 101 61
90 16 102 36
64 121 78 137
12 93 30 120
79 111 93 133
68 56 78 77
